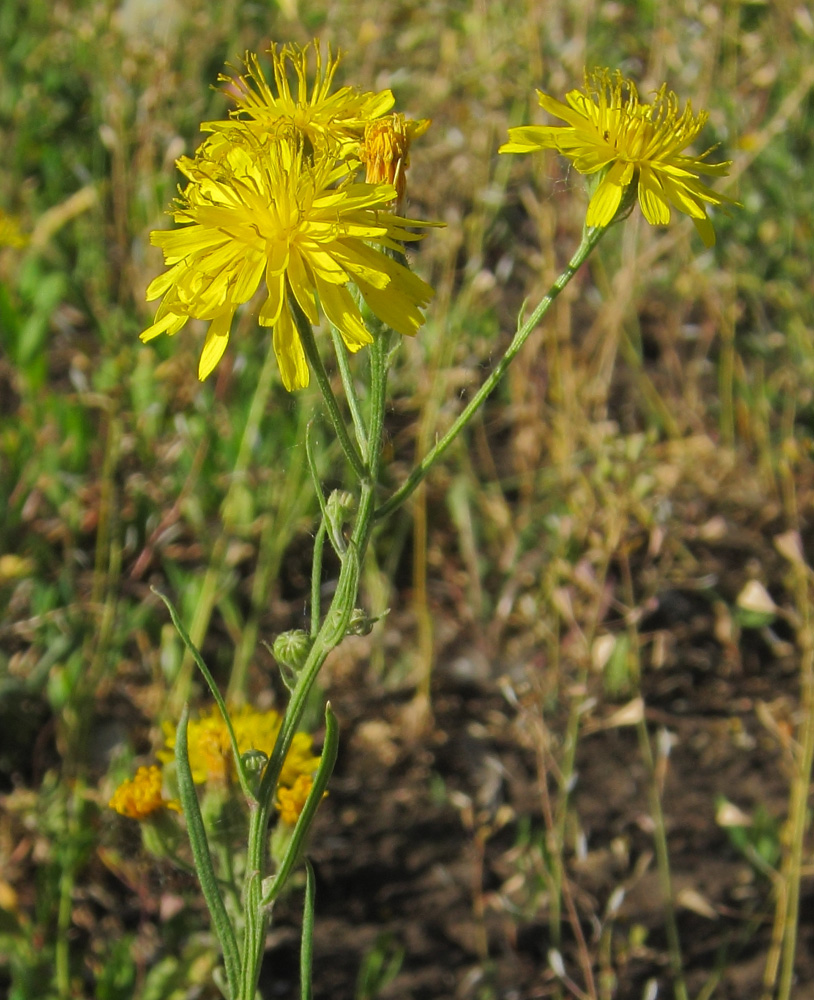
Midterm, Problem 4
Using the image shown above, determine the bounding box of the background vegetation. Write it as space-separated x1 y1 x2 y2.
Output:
1 0 813 997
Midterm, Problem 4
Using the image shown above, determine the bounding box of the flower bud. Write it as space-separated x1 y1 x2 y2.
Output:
360 114 430 208
272 629 311 671
241 748 269 774
326 489 355 533
347 607 389 636
241 749 269 796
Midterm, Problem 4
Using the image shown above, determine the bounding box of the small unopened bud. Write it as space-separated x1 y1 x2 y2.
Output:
327 489 355 526
347 607 389 636
241 749 269 774
273 629 311 670
241 749 269 796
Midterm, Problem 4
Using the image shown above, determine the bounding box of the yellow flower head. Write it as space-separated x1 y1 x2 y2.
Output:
161 707 231 783
360 113 431 207
500 68 737 246
278 731 321 788
142 135 435 388
232 704 284 759
275 773 314 826
205 41 395 157
109 765 179 819
158 705 279 783
159 704 320 789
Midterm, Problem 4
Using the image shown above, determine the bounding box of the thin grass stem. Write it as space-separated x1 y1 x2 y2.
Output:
776 563 814 1000
635 717 689 1000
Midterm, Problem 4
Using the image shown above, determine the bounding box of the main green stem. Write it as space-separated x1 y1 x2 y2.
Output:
297 309 368 483
237 332 390 1000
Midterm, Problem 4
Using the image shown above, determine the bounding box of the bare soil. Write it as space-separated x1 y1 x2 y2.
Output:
256 506 814 1000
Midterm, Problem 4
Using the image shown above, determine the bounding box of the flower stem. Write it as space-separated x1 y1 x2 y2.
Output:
366 327 391 478
310 519 327 638
330 325 368 455
306 421 346 556
294 305 368 483
238 488 371 1000
375 224 606 520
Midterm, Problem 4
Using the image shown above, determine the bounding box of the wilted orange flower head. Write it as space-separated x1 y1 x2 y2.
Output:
360 113 431 205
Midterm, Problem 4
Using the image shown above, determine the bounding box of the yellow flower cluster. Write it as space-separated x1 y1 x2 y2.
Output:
142 41 434 388
110 705 321 825
157 704 320 788
276 774 315 826
501 68 736 245
109 765 179 819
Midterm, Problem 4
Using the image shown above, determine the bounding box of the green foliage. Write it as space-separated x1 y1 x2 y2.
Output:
719 798 782 875
355 933 405 1000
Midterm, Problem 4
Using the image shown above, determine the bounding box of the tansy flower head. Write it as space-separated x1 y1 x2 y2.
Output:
275 774 315 826
232 704 284 759
500 68 738 246
278 731 321 788
360 113 431 207
158 706 233 783
158 704 320 789
159 704 281 783
205 41 395 158
142 135 435 388
109 765 179 819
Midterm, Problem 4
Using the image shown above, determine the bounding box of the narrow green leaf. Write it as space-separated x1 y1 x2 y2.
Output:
152 587 253 801
262 702 339 906
175 704 241 999
300 860 316 1000
239 871 265 1000
310 520 327 639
